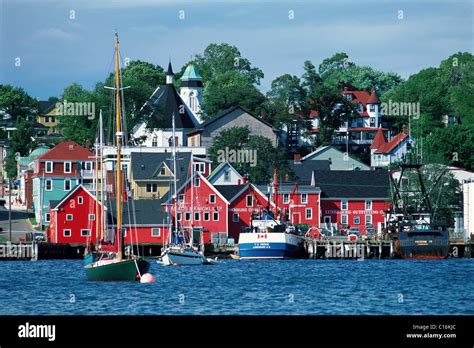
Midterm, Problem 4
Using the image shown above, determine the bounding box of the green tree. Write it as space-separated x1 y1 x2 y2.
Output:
11 117 34 155
208 126 288 183
0 85 38 119
201 70 265 119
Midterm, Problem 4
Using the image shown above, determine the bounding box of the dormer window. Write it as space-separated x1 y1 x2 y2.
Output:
357 102 364 113
152 137 158 147
369 104 376 112
45 161 53 173
345 93 353 101
64 162 72 174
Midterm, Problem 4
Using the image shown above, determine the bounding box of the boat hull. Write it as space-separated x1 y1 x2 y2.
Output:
85 258 150 281
396 230 449 260
238 232 305 260
161 250 205 266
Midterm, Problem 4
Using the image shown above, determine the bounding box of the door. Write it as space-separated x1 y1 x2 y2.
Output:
292 212 301 224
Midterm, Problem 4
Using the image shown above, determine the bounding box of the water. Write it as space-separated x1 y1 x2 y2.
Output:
0 259 473 315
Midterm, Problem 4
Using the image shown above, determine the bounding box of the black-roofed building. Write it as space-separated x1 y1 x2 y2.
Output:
132 62 200 147
187 106 279 148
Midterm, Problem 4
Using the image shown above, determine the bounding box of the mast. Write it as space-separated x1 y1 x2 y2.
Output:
114 32 123 261
172 113 178 242
190 155 194 246
273 169 279 219
99 110 105 241
94 139 99 243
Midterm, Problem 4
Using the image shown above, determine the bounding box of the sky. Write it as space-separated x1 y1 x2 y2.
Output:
0 0 472 100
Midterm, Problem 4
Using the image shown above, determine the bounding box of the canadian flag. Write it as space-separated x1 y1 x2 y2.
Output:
258 234 267 239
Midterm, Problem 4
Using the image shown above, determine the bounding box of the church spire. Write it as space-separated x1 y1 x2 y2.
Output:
166 61 174 84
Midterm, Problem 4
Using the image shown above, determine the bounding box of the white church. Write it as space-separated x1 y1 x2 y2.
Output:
131 62 204 147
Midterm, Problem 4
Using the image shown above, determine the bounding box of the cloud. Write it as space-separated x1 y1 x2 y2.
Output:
33 27 78 41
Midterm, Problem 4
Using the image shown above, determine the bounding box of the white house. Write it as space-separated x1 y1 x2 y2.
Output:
207 162 243 185
370 128 411 168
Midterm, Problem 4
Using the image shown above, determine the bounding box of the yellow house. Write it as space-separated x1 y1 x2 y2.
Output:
37 101 61 134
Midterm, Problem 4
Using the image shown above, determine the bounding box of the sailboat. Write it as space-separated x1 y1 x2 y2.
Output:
84 33 150 280
158 113 212 266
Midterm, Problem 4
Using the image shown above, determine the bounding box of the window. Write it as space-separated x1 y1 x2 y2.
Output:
45 116 50 123
354 216 360 225
305 208 312 220
63 229 71 237
194 212 200 221
365 215 372 225
45 179 52 191
64 162 72 174
209 194 216 204
341 214 348 226
89 214 95 221
178 194 185 203
224 169 231 182
194 163 205 173
152 137 158 147
341 200 348 210
146 184 158 193
345 93 353 101
66 214 73 221
122 228 127 237
45 161 53 173
185 212 191 221
78 196 83 204
45 213 50 222
283 194 289 204
232 213 239 222
64 179 71 191
370 118 376 126
177 212 182 221
194 177 200 187
159 166 166 175
203 212 210 221
301 194 308 204
369 104 376 112
81 229 91 237
246 195 253 207
365 200 372 210
85 161 92 171
51 117 55 123
151 228 161 237
213 212 219 221
357 102 364 113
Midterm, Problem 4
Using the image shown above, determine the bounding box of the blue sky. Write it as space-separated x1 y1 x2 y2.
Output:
1 0 472 99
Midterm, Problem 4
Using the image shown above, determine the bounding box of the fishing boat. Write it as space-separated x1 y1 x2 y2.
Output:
158 113 209 266
238 170 306 260
84 33 150 280
387 162 449 260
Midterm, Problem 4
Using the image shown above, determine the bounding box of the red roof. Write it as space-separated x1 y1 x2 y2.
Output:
375 132 408 154
370 128 388 149
367 89 380 104
37 141 94 161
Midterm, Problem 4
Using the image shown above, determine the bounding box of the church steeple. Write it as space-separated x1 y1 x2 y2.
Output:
166 61 174 84
180 63 203 123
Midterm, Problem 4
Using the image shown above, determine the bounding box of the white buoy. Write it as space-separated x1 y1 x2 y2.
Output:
140 273 156 283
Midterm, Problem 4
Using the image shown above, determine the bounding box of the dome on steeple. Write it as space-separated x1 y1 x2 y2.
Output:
180 64 203 88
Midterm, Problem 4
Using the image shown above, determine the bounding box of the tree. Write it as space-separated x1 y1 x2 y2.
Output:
208 126 288 183
11 117 34 155
176 43 265 119
0 85 37 120
201 70 265 119
301 60 354 145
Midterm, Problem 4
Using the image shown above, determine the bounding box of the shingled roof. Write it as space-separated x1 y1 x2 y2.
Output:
214 184 249 202
313 170 390 199
131 151 191 184
108 199 169 226
36 141 93 161
288 160 330 182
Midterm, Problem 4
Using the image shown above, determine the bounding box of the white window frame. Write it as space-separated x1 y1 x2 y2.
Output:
89 214 95 221
64 179 71 191
305 208 312 220
224 169 231 182
185 212 191 221
45 161 53 173
341 214 348 226
177 212 182 221
81 229 91 237
365 215 372 225
301 194 308 204
203 212 210 221
63 229 71 237
246 195 253 207
64 161 72 174
45 179 53 191
213 212 219 221
194 212 200 221
194 177 200 187
365 200 372 210
232 213 239 222
341 199 348 210
66 214 73 221
78 196 83 204
151 228 161 237
45 213 50 222
85 161 92 171
209 194 216 204
178 194 185 203
283 194 289 204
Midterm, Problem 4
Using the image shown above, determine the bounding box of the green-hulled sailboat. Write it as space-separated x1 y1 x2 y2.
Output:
84 32 149 281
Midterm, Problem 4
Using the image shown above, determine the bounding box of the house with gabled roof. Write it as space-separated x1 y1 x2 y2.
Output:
187 106 279 148
301 146 370 171
207 161 243 185
32 141 95 226
370 128 411 168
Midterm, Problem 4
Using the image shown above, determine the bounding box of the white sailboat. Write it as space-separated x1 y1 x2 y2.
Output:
159 113 209 266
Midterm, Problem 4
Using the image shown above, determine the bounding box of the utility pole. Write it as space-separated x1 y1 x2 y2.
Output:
8 177 12 242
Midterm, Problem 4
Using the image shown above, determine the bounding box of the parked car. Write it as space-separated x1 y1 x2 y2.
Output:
34 232 46 242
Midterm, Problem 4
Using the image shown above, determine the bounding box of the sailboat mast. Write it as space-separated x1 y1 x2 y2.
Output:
99 110 105 241
94 140 99 242
114 33 123 261
172 113 178 239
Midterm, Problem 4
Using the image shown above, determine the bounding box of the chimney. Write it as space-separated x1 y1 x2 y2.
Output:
293 153 301 164
237 179 241 185
242 175 247 184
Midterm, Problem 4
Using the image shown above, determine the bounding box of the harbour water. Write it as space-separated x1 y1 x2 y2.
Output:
0 259 473 315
